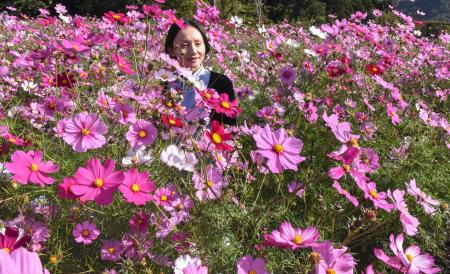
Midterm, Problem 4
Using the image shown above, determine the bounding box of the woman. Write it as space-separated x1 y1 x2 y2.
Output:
164 19 237 126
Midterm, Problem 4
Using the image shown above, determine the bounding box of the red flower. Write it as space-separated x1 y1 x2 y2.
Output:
213 93 241 118
366 64 383 75
161 115 184 128
206 121 234 151
104 11 130 24
56 73 75 88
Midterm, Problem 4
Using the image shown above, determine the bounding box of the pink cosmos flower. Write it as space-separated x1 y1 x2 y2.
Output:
61 112 108 152
153 187 174 208
312 241 355 274
71 158 124 206
279 65 296 85
374 234 440 274
237 255 269 274
100 240 123 261
213 93 241 118
61 39 90 53
183 264 208 274
112 54 134 74
253 124 306 174
386 103 402 125
192 165 227 201
0 247 49 274
332 181 359 207
264 222 319 250
5 150 59 186
119 168 155 205
129 211 149 233
72 220 100 245
388 189 419 236
126 119 158 149
405 179 440 215
57 177 79 200
114 102 137 125
361 181 394 212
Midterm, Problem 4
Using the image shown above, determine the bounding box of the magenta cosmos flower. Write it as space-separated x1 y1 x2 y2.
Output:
312 241 355 274
0 227 30 254
279 65 297 85
73 220 100 245
237 255 269 274
100 240 123 261
71 158 124 206
125 119 158 149
119 168 155 205
264 221 319 250
61 112 108 152
253 125 306 173
5 150 59 186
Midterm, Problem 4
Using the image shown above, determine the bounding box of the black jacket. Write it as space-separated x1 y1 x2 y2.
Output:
208 71 237 126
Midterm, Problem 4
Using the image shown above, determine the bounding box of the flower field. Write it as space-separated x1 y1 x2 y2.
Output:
0 1 449 273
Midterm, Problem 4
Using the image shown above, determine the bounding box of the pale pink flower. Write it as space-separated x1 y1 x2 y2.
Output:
61 112 107 152
405 179 440 215
126 119 158 149
263 221 319 250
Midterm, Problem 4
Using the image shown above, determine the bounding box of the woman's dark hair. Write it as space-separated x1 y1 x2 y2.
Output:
164 19 211 58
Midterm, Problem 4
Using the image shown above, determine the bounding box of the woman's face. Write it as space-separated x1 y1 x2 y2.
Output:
171 26 206 71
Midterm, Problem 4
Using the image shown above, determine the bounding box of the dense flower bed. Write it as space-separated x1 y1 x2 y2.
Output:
0 1 449 273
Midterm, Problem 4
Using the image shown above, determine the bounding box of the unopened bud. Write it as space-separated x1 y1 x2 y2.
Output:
441 203 448 212
365 209 377 221
309 251 321 264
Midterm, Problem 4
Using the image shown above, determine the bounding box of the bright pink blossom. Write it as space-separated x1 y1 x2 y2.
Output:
361 181 394 212
213 93 241 118
263 222 319 250
119 168 155 205
332 181 359 207
112 54 134 74
253 124 306 173
126 119 158 149
388 189 420 236
405 179 440 215
71 158 124 205
5 150 59 186
237 255 269 274
72 220 100 245
61 112 107 152
312 241 355 274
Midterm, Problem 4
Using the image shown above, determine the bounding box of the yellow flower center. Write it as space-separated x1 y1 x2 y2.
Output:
160 195 168 202
49 255 58 264
212 133 222 144
131 183 140 192
349 138 359 148
326 269 336 274
406 253 414 262
248 270 257 274
81 229 90 236
205 93 212 99
273 144 283 153
112 14 121 19
30 163 39 172
220 101 230 109
81 128 90 136
293 234 303 244
207 181 214 188
137 218 143 225
131 156 137 164
9 138 17 143
139 130 146 138
369 190 378 199
343 164 351 172
94 178 104 188
161 74 168 80
169 119 176 125
2 247 11 253
62 79 68 84
372 67 378 72
108 247 116 254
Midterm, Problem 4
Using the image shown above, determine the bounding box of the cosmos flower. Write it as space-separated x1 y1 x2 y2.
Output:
263 222 319 250
61 112 107 152
71 158 124 206
5 150 59 186
237 255 269 274
72 220 100 245
126 119 158 149
119 168 155 205
253 124 306 173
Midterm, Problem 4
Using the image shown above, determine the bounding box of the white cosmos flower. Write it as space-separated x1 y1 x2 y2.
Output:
304 48 319 57
154 69 176 82
309 26 328 39
285 38 300 48
21 80 37 92
230 15 243 28
160 145 197 172
122 146 153 167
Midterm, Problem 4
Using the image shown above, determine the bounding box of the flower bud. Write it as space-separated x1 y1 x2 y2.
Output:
309 251 321 264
